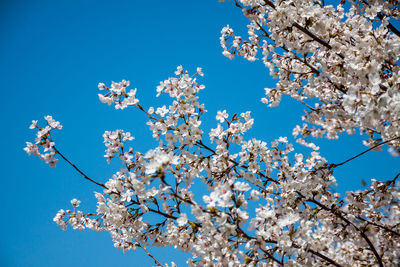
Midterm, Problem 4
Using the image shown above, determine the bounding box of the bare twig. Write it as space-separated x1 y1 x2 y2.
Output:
332 136 400 168
54 146 107 189
135 241 165 267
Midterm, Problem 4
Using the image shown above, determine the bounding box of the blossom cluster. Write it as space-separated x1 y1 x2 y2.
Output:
53 198 101 231
220 0 400 153
98 80 139 109
24 115 62 167
103 130 134 164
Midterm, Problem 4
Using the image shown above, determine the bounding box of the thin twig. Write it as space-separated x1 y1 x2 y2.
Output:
332 136 400 168
357 216 400 237
366 171 400 194
136 241 165 267
54 146 107 189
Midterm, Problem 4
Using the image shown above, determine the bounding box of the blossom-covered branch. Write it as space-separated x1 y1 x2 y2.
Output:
25 0 400 265
26 66 400 265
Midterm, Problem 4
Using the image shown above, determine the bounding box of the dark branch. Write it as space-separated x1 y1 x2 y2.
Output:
301 194 384 267
377 13 400 38
54 146 107 189
306 248 343 267
332 136 400 168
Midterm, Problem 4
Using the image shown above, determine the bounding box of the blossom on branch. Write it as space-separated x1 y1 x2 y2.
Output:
24 116 62 167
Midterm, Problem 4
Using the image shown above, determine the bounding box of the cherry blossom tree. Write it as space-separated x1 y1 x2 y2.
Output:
25 0 400 266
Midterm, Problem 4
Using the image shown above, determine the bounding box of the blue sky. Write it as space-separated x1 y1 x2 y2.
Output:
1 0 399 266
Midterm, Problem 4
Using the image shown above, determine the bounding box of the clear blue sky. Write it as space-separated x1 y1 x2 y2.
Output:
1 0 398 266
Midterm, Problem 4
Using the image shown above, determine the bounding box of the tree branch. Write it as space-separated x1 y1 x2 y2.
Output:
259 0 344 59
292 22 331 50
54 146 107 189
306 247 343 267
301 194 384 267
357 216 400 237
331 136 400 168
377 13 400 38
135 241 165 267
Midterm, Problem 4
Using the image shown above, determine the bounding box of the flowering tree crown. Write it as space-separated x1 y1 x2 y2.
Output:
26 0 400 266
